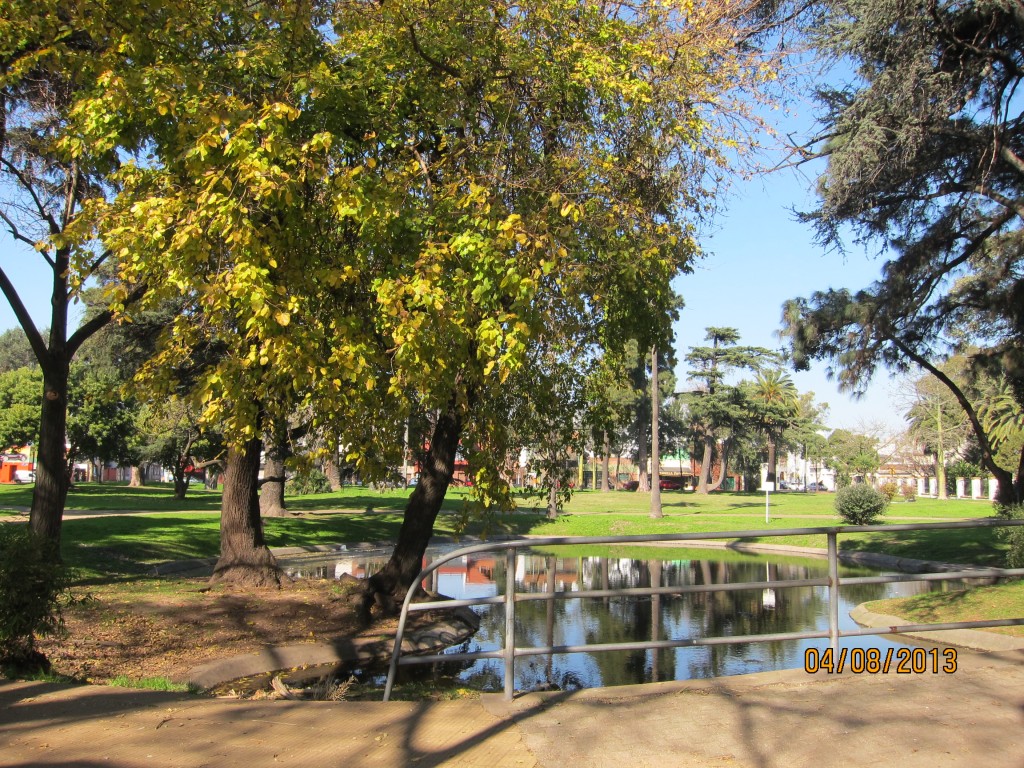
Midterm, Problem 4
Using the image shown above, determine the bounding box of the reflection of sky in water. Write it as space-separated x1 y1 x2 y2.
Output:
280 547 948 693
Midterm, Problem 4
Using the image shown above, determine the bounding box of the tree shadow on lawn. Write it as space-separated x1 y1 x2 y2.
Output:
838 526 1006 568
63 513 414 583
64 483 222 511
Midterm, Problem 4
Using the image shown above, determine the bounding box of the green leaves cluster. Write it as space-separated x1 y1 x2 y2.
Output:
834 482 889 526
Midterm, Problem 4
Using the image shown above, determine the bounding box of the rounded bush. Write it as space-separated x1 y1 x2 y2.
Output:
997 504 1024 569
879 481 898 501
834 483 889 525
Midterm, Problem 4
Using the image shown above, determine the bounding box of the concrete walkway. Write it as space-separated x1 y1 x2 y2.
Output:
3 648 1023 767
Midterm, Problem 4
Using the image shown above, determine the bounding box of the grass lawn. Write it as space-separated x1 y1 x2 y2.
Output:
4 482 1019 634
863 581 1024 637
25 483 1004 578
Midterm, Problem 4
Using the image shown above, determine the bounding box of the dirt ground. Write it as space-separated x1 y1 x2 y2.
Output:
38 577 389 686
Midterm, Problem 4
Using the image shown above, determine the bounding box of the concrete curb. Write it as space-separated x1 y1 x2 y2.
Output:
184 607 481 690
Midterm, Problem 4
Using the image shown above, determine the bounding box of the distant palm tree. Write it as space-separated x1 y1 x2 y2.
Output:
750 370 799 488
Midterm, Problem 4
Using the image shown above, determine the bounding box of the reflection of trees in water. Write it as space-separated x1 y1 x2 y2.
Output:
288 549 942 692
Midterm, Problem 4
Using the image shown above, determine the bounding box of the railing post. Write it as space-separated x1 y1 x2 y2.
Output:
827 531 839 654
504 546 517 700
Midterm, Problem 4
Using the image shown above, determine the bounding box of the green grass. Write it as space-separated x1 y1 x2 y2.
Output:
0 482 223 512
61 511 430 580
2 484 1009 580
107 675 198 692
0 482 481 513
555 488 988 520
864 580 1024 637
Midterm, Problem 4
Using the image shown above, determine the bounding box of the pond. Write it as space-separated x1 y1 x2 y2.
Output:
279 545 949 694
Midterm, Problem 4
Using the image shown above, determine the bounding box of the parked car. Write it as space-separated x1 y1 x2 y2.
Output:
620 480 640 491
659 477 686 491
13 468 35 483
807 481 829 492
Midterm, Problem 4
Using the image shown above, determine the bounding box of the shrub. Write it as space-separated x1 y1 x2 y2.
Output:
0 526 71 672
879 481 898 501
997 505 1024 569
834 483 889 525
900 483 917 502
286 468 331 495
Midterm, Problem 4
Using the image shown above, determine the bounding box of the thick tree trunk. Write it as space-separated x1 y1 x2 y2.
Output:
128 466 144 487
695 435 714 495
360 404 462 616
324 454 342 491
211 436 281 588
547 483 558 520
30 361 70 547
259 430 288 517
708 441 729 492
172 465 190 499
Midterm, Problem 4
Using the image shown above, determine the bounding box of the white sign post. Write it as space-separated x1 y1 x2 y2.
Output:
763 482 775 523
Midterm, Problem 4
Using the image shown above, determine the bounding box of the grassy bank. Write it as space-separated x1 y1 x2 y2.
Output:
4 483 1017 629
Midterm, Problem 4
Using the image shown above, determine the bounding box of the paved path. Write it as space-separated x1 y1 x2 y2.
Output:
3 648 1023 767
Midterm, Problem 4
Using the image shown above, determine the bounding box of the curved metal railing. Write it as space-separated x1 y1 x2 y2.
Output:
383 519 1024 701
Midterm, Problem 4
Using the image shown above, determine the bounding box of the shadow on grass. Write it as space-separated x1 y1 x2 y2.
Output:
63 483 223 511
63 513 413 583
839 526 1006 567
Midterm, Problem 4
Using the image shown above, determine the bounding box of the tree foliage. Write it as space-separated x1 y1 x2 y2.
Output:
782 0 1024 503
684 327 779 492
825 428 880 487
50 0 789 594
0 366 42 449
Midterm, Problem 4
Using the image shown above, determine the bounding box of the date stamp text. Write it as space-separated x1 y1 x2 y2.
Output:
804 647 957 674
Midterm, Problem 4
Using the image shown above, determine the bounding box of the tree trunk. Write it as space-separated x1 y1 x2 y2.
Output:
324 454 342 491
211 436 281 588
172 464 190 499
359 403 463 616
695 435 714 495
128 466 144 487
636 392 650 494
766 434 777 488
650 345 662 518
259 430 288 517
547 483 558 520
600 432 610 492
30 361 70 547
708 440 729 492
935 452 947 500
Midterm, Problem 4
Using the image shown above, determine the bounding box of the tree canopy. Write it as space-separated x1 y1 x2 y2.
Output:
781 0 1024 503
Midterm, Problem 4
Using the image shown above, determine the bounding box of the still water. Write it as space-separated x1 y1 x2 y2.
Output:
280 545 942 693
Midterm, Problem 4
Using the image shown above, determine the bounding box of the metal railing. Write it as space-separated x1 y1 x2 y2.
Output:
383 519 1024 701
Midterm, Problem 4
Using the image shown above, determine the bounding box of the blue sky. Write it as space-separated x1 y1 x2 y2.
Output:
671 163 906 432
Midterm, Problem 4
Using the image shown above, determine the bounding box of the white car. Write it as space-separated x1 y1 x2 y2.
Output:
13 468 35 483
